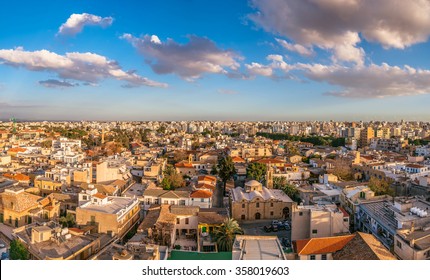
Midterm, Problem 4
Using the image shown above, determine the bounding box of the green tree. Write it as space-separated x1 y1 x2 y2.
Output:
59 213 76 228
246 162 267 182
281 183 299 201
214 218 243 252
217 156 236 195
331 158 353 180
40 140 52 148
161 165 185 190
273 177 299 201
368 177 393 196
210 165 218 175
9 239 29 260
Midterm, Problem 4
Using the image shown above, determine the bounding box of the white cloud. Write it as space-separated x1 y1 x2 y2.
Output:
245 62 273 77
121 34 242 80
58 13 113 36
0 48 167 88
275 38 314 57
249 0 430 65
302 63 430 98
245 55 430 98
246 54 294 78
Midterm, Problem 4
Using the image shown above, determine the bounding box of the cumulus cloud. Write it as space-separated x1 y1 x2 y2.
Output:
301 63 430 98
58 13 113 36
249 0 430 65
121 33 242 80
246 55 430 98
245 62 273 77
39 79 77 88
218 89 239 95
275 38 314 57
246 54 294 78
0 48 167 88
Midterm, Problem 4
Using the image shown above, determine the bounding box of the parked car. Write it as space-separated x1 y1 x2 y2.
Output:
263 225 273 232
281 237 291 248
271 224 279 232
271 220 280 226
1 252 9 260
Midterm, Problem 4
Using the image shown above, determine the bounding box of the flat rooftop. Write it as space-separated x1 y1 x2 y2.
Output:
233 235 285 260
79 197 138 215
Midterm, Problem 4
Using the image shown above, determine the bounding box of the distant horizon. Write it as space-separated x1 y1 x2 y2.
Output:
1 117 429 123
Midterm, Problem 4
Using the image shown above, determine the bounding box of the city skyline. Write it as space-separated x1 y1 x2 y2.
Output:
1 0 430 121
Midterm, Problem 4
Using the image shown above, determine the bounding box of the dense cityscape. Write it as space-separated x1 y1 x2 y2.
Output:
2 0 430 266
0 119 429 260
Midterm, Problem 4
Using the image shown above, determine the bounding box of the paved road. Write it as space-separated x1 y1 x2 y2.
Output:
240 220 291 242
212 182 225 208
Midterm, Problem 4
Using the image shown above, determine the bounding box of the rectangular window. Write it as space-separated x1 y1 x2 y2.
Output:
270 202 274 207
270 211 274 216
322 254 327 260
176 218 180 224
312 229 318 234
185 218 189 225
201 198 204 202
242 204 245 208
299 212 303 216
310 255 316 260
256 202 260 208
396 240 402 249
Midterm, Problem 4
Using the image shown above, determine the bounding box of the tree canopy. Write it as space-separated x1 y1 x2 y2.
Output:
368 177 393 196
217 156 236 195
214 218 243 252
161 165 185 190
9 239 29 260
246 162 267 182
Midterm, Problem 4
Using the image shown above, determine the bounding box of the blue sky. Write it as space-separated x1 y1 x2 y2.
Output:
1 0 430 121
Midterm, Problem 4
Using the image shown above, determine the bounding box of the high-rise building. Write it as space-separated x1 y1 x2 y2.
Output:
359 127 374 147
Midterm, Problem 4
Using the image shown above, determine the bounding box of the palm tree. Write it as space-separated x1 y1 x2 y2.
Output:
214 218 243 252
217 156 236 195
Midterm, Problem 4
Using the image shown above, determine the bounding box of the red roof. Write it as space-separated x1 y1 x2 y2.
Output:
190 190 212 198
196 183 215 191
93 193 107 199
295 235 355 255
231 156 245 163
8 147 27 153
197 175 216 182
3 173 30 181
175 162 194 168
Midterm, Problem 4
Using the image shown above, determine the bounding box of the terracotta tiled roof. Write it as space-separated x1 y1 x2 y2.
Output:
196 183 215 191
190 190 212 198
332 232 397 260
296 235 355 255
8 147 27 153
197 175 216 182
4 173 30 181
93 193 107 199
231 156 245 163
175 162 194 168
0 191 41 212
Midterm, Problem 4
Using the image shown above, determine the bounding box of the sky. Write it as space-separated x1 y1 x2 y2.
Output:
1 0 430 121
